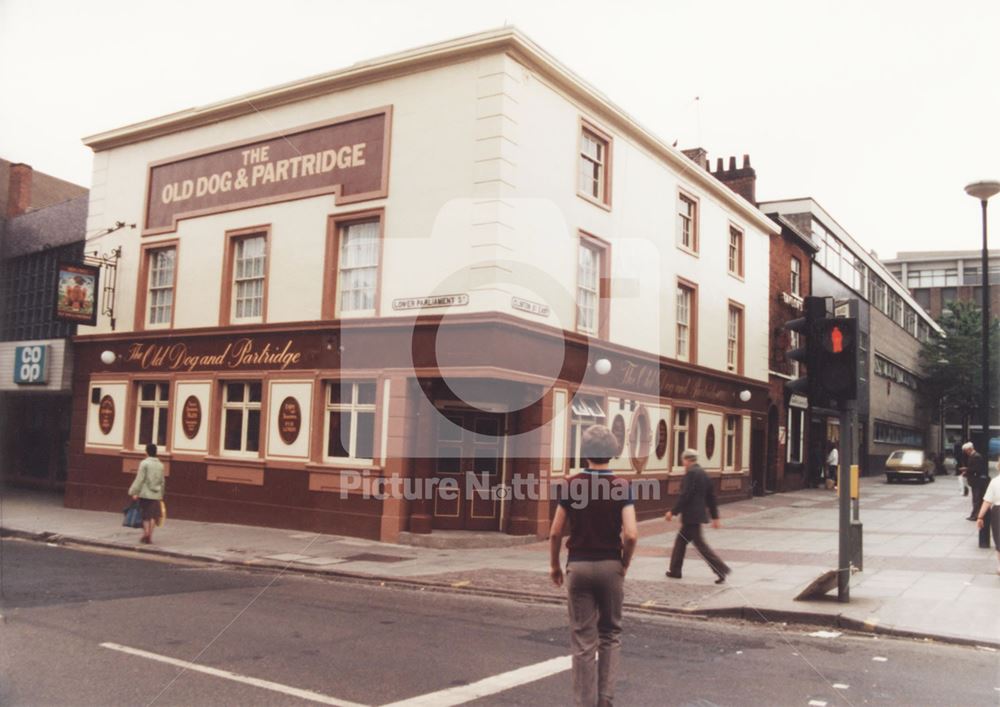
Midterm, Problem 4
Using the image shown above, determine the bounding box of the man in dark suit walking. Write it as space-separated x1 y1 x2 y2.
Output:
961 441 992 548
665 448 731 584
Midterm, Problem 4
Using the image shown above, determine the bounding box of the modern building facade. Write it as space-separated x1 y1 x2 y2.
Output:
759 199 942 476
0 161 88 489
66 28 777 542
883 249 1000 450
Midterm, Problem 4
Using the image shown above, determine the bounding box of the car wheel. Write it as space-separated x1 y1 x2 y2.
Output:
929 473 936 483
920 473 928 484
885 474 894 484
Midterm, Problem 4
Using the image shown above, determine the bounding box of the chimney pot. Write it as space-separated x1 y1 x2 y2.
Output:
728 156 737 170
742 154 751 168
716 157 724 172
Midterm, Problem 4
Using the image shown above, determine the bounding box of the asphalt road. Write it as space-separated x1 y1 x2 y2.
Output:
1 539 997 706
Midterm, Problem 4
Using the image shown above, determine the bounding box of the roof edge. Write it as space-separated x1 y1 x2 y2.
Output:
80 27 778 235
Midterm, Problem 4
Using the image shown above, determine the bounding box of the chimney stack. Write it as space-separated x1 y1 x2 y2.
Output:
6 163 32 218
710 153 756 205
680 147 709 170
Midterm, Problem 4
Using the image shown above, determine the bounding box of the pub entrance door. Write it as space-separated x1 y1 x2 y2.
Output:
432 410 507 531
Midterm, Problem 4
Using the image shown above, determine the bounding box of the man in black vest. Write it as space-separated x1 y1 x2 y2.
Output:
665 448 731 583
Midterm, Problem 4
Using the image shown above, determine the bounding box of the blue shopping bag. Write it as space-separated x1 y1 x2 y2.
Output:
123 502 143 528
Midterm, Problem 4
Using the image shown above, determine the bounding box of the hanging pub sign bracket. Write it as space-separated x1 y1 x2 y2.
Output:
55 220 133 330
84 245 123 330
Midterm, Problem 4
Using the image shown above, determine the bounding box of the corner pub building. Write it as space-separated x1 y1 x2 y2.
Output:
67 29 777 542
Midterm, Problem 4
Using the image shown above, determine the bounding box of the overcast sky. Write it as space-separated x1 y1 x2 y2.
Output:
1 0 998 259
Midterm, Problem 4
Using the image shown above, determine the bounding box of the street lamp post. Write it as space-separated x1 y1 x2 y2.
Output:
964 180 1000 451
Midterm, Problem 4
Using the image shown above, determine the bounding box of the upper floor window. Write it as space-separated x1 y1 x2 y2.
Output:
222 381 262 455
576 233 609 338
728 226 744 277
226 233 267 324
727 303 744 374
790 257 801 296
146 247 176 327
676 282 696 362
578 123 611 207
136 381 169 449
326 380 377 461
788 330 801 378
677 193 698 253
338 220 380 315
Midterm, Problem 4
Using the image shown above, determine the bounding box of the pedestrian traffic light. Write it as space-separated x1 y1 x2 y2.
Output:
814 317 857 403
784 296 828 401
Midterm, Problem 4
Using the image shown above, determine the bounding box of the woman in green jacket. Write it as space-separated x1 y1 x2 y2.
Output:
128 443 165 544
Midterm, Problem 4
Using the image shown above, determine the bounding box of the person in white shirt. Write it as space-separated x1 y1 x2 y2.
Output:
825 444 839 489
975 468 1000 575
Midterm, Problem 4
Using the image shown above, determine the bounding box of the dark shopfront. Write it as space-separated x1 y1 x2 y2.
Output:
65 314 769 542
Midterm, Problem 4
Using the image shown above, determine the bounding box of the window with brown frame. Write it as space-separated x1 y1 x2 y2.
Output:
676 282 697 362
145 247 176 327
723 414 740 470
325 380 377 461
728 226 744 277
726 303 744 374
790 256 802 296
221 381 262 455
576 233 610 338
673 408 694 467
323 211 384 319
677 193 698 252
578 124 611 207
221 230 268 325
135 381 170 449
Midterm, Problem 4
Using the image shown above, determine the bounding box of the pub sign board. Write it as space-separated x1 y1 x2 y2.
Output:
55 263 99 325
144 107 391 235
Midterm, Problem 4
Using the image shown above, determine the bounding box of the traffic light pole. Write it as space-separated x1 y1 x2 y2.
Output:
837 397 855 602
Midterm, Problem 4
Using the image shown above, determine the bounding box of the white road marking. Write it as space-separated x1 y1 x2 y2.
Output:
833 683 849 689
100 642 367 707
381 655 572 707
808 701 827 706
808 630 842 639
872 656 889 662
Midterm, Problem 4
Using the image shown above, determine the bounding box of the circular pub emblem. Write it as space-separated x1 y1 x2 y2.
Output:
98 395 115 435
278 396 302 445
182 395 202 439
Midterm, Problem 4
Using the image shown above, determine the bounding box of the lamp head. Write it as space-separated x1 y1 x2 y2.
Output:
100 350 116 365
964 180 1000 201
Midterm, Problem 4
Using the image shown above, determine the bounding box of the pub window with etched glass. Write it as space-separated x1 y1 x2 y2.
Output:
325 380 377 461
566 395 607 472
337 221 380 316
231 235 266 322
673 408 692 467
146 247 176 327
136 382 169 448
723 415 739 470
222 381 262 455
578 126 609 205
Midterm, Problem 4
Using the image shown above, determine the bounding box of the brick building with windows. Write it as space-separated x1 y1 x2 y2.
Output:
0 160 88 488
66 29 777 542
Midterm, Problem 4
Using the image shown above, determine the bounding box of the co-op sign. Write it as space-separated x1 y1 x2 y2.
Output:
13 345 48 385
143 107 391 235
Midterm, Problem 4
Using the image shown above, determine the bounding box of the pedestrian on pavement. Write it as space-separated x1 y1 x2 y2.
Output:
826 442 839 490
128 443 165 544
664 449 731 584
549 424 638 707
960 441 988 524
975 467 1000 574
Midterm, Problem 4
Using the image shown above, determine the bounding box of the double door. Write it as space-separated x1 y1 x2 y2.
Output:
432 411 506 531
